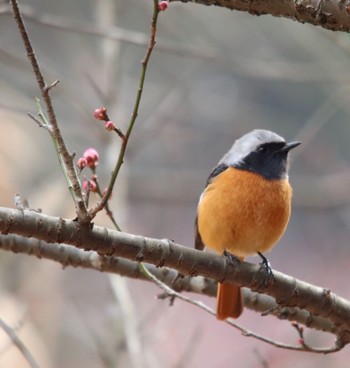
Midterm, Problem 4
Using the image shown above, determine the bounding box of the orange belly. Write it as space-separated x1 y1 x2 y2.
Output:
197 167 292 257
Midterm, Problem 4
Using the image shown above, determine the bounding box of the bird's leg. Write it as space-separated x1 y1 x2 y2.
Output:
223 250 241 267
221 250 241 283
258 252 275 287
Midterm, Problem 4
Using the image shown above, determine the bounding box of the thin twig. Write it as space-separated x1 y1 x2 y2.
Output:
88 0 160 220
0 317 40 368
10 0 88 221
253 348 269 368
291 321 314 352
109 275 144 368
91 172 121 231
0 307 28 357
27 113 46 129
138 263 344 354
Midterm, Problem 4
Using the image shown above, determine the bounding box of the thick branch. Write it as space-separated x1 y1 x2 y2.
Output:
0 207 350 344
0 233 213 295
0 233 342 339
171 0 350 33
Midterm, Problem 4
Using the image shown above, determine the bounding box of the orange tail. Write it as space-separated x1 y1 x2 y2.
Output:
216 282 243 320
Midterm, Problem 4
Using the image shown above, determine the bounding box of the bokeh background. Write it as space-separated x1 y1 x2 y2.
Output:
1 0 350 367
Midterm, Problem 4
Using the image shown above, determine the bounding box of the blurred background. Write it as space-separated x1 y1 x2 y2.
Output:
1 0 350 367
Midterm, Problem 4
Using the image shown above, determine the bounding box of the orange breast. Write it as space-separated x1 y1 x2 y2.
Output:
197 167 292 257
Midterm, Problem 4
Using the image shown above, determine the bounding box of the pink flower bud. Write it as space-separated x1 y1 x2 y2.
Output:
83 148 99 168
83 148 99 161
82 180 89 191
77 157 87 170
158 1 168 11
90 180 97 192
94 107 108 121
82 179 97 192
105 121 116 131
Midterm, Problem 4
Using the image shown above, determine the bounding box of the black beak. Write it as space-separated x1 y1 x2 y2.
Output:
279 141 301 153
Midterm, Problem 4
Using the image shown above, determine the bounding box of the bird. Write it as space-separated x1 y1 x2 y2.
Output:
195 129 300 320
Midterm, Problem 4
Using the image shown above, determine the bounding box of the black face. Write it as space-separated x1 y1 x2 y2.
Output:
234 142 290 180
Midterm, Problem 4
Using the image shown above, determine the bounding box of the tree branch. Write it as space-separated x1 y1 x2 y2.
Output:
170 0 350 34
88 1 160 219
4 226 341 353
0 207 349 346
0 233 344 345
10 0 88 221
139 263 343 353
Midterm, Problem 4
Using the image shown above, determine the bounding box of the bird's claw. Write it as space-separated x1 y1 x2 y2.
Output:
258 252 275 287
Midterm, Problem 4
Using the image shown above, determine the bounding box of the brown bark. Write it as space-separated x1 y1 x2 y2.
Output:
170 0 350 33
0 207 349 346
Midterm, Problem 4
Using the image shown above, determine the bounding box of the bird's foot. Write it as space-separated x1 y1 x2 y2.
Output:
258 252 275 288
223 250 241 267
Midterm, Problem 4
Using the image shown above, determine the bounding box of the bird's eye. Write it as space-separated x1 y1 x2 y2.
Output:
257 146 267 153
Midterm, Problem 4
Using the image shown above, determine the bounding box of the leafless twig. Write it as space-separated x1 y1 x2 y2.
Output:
0 317 40 368
88 0 161 219
138 263 344 353
109 275 144 368
9 0 88 221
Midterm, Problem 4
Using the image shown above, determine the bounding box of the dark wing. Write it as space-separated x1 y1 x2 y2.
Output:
195 215 205 250
194 163 229 250
205 163 228 186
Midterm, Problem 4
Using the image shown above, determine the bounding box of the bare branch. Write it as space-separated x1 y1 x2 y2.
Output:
109 276 144 368
9 0 88 220
170 0 350 34
0 207 350 347
88 1 160 219
0 232 346 341
27 113 47 130
0 317 40 368
139 263 343 353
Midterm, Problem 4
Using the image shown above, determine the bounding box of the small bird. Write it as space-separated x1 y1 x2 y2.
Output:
195 129 300 320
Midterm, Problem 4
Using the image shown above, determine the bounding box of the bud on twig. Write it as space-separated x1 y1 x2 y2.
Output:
83 148 99 169
158 1 168 11
93 107 108 121
77 157 87 170
105 121 116 131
